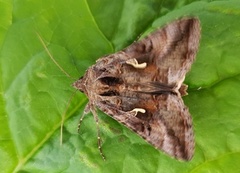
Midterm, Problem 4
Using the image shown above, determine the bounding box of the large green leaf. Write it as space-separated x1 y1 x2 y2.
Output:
1 0 240 172
0 0 15 172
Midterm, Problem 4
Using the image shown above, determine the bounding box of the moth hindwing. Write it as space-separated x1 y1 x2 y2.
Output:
73 18 201 161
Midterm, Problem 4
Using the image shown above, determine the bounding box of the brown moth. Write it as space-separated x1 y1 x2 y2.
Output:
38 17 201 161
72 18 201 161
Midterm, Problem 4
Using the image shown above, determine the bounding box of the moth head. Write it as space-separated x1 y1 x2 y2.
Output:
72 76 86 93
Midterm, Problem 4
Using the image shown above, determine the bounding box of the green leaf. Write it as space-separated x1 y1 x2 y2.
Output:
1 0 240 173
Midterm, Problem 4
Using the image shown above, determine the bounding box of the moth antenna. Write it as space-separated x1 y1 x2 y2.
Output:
36 32 75 80
91 107 106 161
60 89 78 145
36 32 78 145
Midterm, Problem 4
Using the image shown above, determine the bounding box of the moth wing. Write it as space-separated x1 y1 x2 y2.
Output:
97 94 194 161
123 18 201 86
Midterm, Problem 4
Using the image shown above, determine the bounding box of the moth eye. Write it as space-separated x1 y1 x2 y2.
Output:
99 77 123 86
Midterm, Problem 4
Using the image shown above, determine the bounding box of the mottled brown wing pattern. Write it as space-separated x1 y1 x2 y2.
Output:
74 18 201 161
122 18 201 87
96 92 194 160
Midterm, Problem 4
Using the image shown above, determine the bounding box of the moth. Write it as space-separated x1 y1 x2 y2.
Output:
73 18 201 161
38 17 201 161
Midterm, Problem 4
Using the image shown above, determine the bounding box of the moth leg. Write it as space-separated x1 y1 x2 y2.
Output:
77 103 91 133
125 58 147 69
129 108 146 116
91 107 106 161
